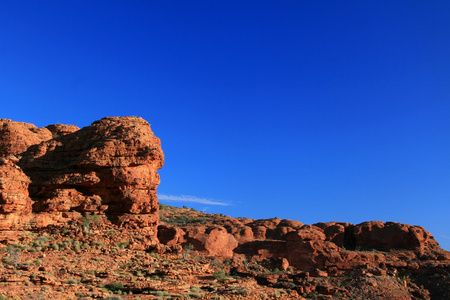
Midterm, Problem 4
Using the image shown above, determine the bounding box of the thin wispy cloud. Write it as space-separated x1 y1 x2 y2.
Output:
158 194 230 206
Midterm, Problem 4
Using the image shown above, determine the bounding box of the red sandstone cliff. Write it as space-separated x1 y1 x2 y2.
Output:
0 117 164 235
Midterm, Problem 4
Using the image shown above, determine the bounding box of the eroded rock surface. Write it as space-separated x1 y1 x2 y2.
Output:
0 119 53 157
350 221 439 251
0 117 164 234
159 206 449 283
0 158 32 229
186 226 238 258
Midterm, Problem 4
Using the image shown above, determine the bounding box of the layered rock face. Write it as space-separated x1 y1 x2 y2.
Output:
0 158 33 229
0 117 164 233
0 119 53 157
159 213 446 275
232 219 441 270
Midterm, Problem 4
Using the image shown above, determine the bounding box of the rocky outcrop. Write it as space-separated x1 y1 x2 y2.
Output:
46 124 80 137
350 221 439 251
0 119 53 157
159 206 447 279
247 218 303 240
0 117 164 234
0 158 32 229
158 224 186 247
182 226 239 258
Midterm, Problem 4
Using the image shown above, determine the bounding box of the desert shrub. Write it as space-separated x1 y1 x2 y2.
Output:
80 214 101 232
114 242 130 249
162 213 209 225
233 287 250 296
106 282 124 293
34 259 42 266
190 286 202 293
150 274 161 280
159 203 170 210
58 240 70 250
183 243 194 260
73 240 81 253
91 241 104 247
155 291 168 296
28 236 50 250
188 286 205 298
272 268 284 275
307 291 319 299
64 278 78 285
213 270 227 280
3 244 23 266
148 290 169 297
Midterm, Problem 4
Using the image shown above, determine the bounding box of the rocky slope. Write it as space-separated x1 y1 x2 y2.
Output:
0 117 448 299
158 205 450 299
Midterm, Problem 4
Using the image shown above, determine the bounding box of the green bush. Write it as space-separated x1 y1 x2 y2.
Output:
80 214 101 231
64 278 78 285
190 286 202 293
105 282 124 293
272 268 284 275
114 242 130 249
213 270 227 280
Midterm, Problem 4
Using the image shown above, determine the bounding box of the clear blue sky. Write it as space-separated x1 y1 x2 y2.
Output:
1 1 449 250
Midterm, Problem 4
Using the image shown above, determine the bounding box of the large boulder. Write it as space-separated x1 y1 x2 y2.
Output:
158 224 186 246
184 226 238 258
227 225 254 243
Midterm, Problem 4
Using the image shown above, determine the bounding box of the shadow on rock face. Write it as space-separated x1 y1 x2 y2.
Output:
1 117 164 232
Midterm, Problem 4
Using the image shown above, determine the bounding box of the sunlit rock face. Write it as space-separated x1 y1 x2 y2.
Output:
0 158 33 229
0 117 164 235
0 119 53 157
